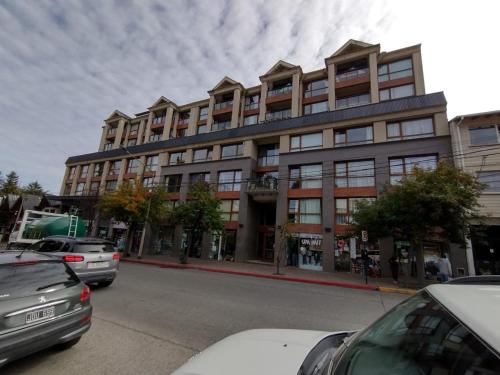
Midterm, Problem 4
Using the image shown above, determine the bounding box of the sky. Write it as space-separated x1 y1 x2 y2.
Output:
1 0 499 193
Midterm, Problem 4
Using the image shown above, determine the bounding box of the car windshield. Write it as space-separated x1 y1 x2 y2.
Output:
73 243 114 253
330 291 500 375
0 261 79 300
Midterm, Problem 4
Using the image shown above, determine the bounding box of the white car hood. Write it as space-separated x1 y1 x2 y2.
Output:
172 329 341 375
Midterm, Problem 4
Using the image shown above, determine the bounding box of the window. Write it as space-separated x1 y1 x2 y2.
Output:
288 199 321 224
469 125 500 145
335 125 373 146
290 132 322 152
144 155 158 172
80 165 89 179
126 179 136 188
389 155 438 184
378 58 413 82
303 101 328 115
105 180 117 192
199 107 208 121
178 111 190 125
387 118 434 140
143 177 154 188
107 127 117 136
193 147 213 162
336 93 370 109
89 181 100 195
68 166 76 179
265 109 291 121
218 170 242 192
221 143 244 158
93 163 104 177
176 128 187 138
149 132 161 142
127 139 137 147
169 151 186 165
164 175 182 192
335 160 375 187
197 124 208 134
258 144 279 167
244 114 259 126
380 84 415 101
189 172 210 187
152 110 166 125
335 197 375 224
289 165 322 189
108 160 121 175
244 94 260 110
64 183 72 195
104 142 113 151
220 200 239 221
477 171 500 192
75 182 85 196
212 121 231 131
126 159 140 174
129 123 139 136
304 79 328 98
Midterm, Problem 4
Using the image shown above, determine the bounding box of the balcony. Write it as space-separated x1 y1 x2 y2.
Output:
335 94 370 109
212 121 231 132
268 85 292 97
258 155 279 167
247 177 279 202
214 101 233 110
336 68 369 82
265 109 291 122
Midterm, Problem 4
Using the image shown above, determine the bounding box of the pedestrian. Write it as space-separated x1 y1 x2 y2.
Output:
117 236 126 253
389 255 399 284
437 254 452 283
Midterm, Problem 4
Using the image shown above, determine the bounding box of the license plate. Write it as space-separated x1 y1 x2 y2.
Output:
87 261 109 269
26 306 55 324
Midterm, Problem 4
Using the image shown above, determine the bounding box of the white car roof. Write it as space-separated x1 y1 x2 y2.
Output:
426 284 500 353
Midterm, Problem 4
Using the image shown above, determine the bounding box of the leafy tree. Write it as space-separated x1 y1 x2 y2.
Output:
275 221 292 275
22 181 46 196
352 161 485 287
0 171 20 195
98 181 171 255
170 182 224 264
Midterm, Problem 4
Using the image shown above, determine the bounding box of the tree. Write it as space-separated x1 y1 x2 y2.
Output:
98 181 171 255
352 161 485 287
275 221 291 275
0 171 20 195
170 182 224 264
22 181 46 196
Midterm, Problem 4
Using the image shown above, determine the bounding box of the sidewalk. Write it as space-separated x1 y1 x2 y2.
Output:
122 254 416 295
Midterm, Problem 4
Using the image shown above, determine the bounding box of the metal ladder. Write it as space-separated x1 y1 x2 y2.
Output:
67 215 78 237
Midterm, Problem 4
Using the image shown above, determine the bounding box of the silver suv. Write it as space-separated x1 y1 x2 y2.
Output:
30 236 120 287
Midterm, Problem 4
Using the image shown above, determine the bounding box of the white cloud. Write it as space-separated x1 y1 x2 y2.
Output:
0 0 499 193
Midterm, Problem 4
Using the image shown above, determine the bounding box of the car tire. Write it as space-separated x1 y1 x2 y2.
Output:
98 280 113 288
56 337 81 350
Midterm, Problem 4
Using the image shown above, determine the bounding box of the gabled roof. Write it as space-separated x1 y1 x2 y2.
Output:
149 96 175 109
211 76 238 91
105 110 131 121
330 39 375 57
263 60 297 76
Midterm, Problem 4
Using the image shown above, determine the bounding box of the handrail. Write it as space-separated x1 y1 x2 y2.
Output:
268 85 292 97
247 177 278 191
335 68 369 82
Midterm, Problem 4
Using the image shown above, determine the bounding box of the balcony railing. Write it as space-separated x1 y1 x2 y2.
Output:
335 68 369 82
265 109 291 121
177 118 189 126
258 156 279 167
244 102 259 110
247 177 278 192
212 121 231 131
267 85 292 97
335 94 370 109
214 101 233 110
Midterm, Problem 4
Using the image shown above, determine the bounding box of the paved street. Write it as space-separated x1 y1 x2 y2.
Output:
3 263 406 374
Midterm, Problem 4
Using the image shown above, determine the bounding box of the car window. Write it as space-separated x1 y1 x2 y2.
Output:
73 243 114 253
332 291 500 375
30 240 64 252
0 261 79 300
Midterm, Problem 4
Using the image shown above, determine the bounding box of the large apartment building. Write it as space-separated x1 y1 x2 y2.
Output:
61 39 457 279
450 111 500 276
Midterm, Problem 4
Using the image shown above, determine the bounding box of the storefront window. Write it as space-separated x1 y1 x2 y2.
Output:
288 234 323 271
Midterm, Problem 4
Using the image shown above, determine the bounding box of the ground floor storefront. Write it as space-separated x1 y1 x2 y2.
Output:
470 225 500 275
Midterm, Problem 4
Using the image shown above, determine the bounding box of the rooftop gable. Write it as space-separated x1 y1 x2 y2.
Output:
149 96 176 110
105 110 131 122
330 39 375 58
263 60 297 76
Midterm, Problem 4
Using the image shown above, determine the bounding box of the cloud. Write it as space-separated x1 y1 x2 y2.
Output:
0 0 499 193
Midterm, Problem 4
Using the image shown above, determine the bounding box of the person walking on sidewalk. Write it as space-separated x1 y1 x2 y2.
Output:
389 255 399 284
437 254 452 283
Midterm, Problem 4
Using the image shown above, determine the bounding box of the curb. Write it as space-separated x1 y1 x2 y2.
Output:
122 258 414 294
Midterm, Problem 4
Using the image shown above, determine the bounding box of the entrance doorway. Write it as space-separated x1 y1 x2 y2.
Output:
209 230 237 261
258 231 275 262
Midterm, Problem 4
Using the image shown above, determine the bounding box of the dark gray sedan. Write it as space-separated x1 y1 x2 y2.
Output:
0 250 92 367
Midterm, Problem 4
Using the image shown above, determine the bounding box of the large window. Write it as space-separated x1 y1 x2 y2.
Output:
218 170 242 192
75 182 85 196
198 107 208 121
387 118 434 140
164 174 182 192
197 123 208 134
79 165 89 179
169 151 186 165
149 132 161 142
193 147 213 163
380 83 415 101
89 181 100 195
243 114 259 126
336 93 370 109
152 110 166 125
221 143 244 159
104 142 113 151
265 109 292 121
469 124 500 145
257 144 279 167
129 123 139 136
93 163 104 177
108 160 121 175
288 199 321 224
303 101 328 115
389 155 438 184
126 159 140 174
142 177 154 188
378 58 413 82
68 166 76 179
304 79 328 98
290 132 322 152
221 200 239 221
335 197 375 224
335 160 375 187
127 139 137 147
189 172 210 187
105 180 117 192
145 155 158 172
212 121 231 132
244 94 260 110
178 111 190 126
335 125 373 147
289 164 322 189
477 171 500 192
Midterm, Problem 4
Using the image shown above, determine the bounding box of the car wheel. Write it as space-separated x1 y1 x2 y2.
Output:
56 337 81 350
98 280 113 288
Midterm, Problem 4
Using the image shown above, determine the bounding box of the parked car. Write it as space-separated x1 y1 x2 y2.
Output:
29 236 120 287
173 277 500 374
0 250 92 367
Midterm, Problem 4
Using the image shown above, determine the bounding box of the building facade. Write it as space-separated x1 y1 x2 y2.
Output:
61 39 456 278
450 111 500 275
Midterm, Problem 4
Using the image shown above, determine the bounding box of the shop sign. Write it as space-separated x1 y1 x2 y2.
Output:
111 221 128 229
300 237 322 247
